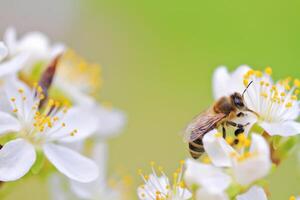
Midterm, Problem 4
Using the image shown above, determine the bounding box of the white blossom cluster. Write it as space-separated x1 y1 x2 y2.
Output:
0 28 126 200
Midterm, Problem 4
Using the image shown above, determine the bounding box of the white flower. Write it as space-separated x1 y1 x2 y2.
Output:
138 161 192 200
213 66 300 136
85 102 126 139
243 68 300 136
203 130 271 186
53 50 101 105
184 159 230 200
236 186 268 200
0 42 8 61
0 79 99 182
0 40 29 77
50 142 123 200
3 27 64 71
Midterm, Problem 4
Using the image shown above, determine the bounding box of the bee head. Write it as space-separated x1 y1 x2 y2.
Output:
230 92 245 109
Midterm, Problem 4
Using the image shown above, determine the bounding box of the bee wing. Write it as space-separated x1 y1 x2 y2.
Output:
183 111 226 142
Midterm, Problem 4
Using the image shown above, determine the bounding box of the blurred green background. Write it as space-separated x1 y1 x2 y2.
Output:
2 0 300 199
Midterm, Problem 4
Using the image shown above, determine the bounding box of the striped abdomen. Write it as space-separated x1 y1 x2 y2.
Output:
188 136 205 159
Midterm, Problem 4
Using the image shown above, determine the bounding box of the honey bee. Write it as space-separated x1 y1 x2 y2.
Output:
185 81 259 159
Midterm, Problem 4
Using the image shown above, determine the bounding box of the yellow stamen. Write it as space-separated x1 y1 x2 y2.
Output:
265 67 272 75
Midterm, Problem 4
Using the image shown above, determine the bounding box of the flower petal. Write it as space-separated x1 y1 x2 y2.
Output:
236 186 267 200
52 106 99 143
3 27 17 54
232 134 271 186
49 174 70 200
0 52 29 77
0 42 8 61
260 121 300 136
0 111 21 135
212 65 250 99
184 159 231 193
203 130 234 167
43 143 99 183
94 104 126 138
0 139 36 181
196 188 229 200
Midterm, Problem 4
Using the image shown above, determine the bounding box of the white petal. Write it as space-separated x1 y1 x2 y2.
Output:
196 188 229 200
17 32 49 57
0 52 29 77
50 43 65 58
69 180 95 199
3 27 17 54
212 65 250 99
52 106 99 143
184 159 231 193
203 130 234 167
236 186 267 200
49 174 70 200
4 77 35 120
212 66 231 99
0 42 8 61
43 143 99 183
94 104 126 138
233 134 271 186
0 139 36 181
0 111 21 135
260 121 300 136
69 142 109 198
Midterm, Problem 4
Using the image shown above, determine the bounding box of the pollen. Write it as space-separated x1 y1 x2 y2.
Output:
18 88 24 94
261 92 268 98
10 97 16 102
243 79 249 87
226 136 234 145
255 70 263 77
265 67 272 75
289 196 296 200
201 155 211 164
294 79 300 87
285 102 293 108
58 49 102 96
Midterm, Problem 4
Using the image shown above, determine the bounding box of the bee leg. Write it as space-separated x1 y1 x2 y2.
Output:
226 121 250 144
222 125 226 139
234 127 244 144
237 112 245 117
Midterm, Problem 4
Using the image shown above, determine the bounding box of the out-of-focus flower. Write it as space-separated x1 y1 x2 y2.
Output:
50 142 124 200
0 42 8 61
213 66 300 137
0 40 29 77
184 159 231 200
54 50 126 139
54 50 101 105
137 161 192 200
203 130 271 186
85 102 126 139
236 186 267 200
0 79 98 182
3 27 64 71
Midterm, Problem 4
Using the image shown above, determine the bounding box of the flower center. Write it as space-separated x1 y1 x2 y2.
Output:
57 49 102 96
243 67 300 123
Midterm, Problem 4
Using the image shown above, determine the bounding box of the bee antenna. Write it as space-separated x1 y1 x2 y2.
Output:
242 81 253 97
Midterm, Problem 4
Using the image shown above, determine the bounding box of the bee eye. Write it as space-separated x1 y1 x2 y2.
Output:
234 97 244 108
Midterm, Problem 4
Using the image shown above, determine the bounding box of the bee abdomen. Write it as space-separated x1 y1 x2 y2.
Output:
189 138 204 159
